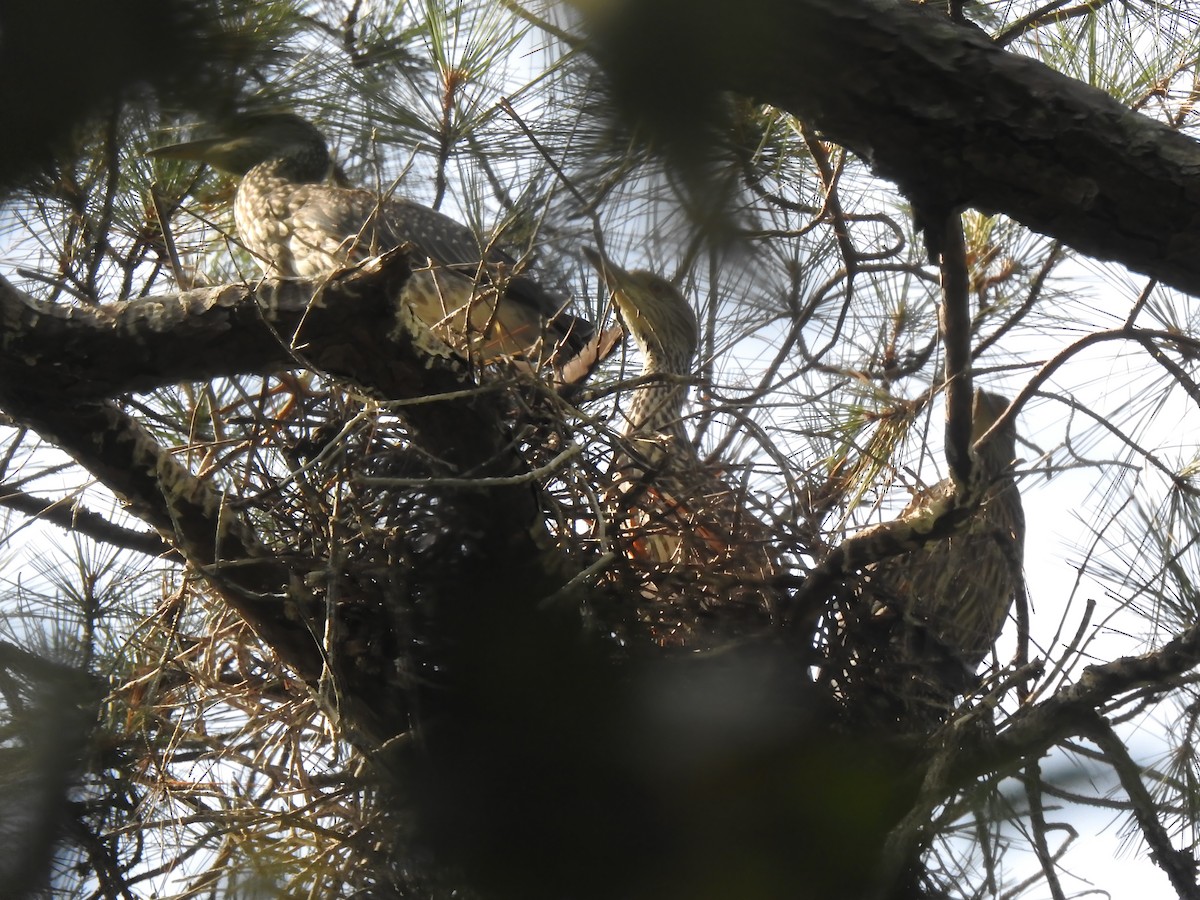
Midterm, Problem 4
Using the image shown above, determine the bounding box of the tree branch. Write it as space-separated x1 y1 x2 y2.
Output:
950 617 1200 791
0 257 405 399
936 212 973 488
1084 715 1200 898
783 481 975 631
0 485 174 559
0 251 566 759
583 0 1200 296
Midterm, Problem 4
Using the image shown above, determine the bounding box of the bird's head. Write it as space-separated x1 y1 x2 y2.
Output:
971 389 1018 471
148 113 331 178
583 247 698 374
971 390 1012 441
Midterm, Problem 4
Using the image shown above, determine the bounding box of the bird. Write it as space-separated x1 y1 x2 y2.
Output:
827 390 1025 727
149 112 592 364
583 247 779 646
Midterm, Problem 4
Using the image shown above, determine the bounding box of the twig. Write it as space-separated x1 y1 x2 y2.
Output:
1085 714 1200 898
1024 759 1070 900
357 443 582 488
496 0 583 48
149 183 192 290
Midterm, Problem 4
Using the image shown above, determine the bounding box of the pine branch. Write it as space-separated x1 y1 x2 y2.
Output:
584 0 1200 296
0 485 174 559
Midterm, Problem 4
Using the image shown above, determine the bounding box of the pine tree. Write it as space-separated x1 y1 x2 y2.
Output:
1 1 1200 897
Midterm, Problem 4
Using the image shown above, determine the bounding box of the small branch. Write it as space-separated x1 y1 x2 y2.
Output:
1132 331 1200 412
498 97 606 253
937 210 973 488
975 241 1063 358
949 614 1200 790
801 126 859 297
977 326 1200 450
995 0 1116 47
148 183 192 290
1084 715 1200 898
1124 278 1158 329
0 485 175 560
357 443 582 488
497 0 583 48
784 483 973 630
1024 759 1070 900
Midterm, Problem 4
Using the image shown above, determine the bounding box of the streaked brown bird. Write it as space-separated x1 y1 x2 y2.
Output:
584 248 778 646
149 113 591 363
830 390 1025 727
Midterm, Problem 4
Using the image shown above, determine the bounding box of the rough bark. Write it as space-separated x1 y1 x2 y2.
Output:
586 0 1200 296
0 252 560 757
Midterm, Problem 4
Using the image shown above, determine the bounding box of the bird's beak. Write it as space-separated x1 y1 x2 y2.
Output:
145 136 227 162
582 246 637 317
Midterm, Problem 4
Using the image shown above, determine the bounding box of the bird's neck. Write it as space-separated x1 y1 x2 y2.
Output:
247 146 331 185
236 162 296 215
971 428 1018 483
233 156 327 277
620 339 691 451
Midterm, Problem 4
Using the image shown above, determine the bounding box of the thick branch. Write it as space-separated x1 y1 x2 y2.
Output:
0 485 173 559
950 616 1200 790
585 0 1200 296
0 252 561 755
0 262 402 399
937 212 973 487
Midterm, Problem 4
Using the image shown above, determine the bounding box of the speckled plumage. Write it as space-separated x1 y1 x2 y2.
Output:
585 249 778 645
830 391 1025 726
152 113 590 361
872 417 1024 670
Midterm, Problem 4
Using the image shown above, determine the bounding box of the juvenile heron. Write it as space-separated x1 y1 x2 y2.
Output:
150 113 591 363
833 390 1025 726
584 248 778 645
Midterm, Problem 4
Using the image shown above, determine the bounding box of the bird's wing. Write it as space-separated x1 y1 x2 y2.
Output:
374 197 517 269
373 198 594 340
284 186 418 263
287 186 593 356
371 197 594 351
